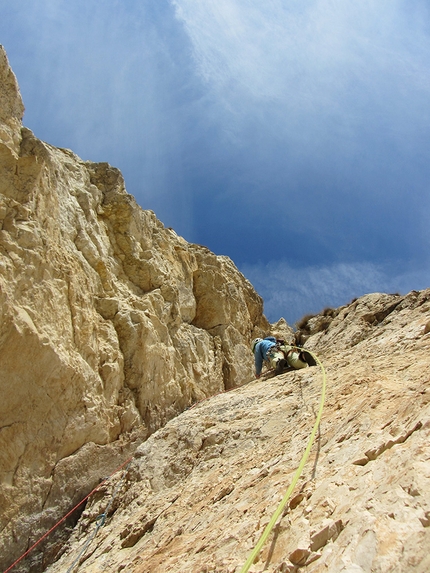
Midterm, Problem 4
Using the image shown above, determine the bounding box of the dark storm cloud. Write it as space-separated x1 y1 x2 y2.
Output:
1 0 429 322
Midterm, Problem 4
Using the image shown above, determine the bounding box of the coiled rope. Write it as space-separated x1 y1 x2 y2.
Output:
239 348 327 573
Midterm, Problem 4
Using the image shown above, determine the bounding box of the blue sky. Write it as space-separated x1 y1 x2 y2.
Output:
1 0 430 324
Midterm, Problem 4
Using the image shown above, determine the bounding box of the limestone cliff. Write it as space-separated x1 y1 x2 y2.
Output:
0 46 269 572
45 289 430 573
1 46 429 573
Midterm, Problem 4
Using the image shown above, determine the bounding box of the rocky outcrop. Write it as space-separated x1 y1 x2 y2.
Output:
44 289 430 573
0 46 24 157
2 46 429 573
0 46 269 572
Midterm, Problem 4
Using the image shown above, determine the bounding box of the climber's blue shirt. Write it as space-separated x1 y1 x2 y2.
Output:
254 337 277 375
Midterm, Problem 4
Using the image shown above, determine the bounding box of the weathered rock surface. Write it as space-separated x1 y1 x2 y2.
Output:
1 46 429 573
0 46 269 572
44 289 430 573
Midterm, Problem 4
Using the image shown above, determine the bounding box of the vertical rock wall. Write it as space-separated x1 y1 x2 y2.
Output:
0 46 269 571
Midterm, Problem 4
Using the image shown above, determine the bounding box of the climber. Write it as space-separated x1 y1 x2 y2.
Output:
251 337 310 378
252 336 285 378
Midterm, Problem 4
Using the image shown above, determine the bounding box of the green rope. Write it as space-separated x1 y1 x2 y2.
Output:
239 348 327 573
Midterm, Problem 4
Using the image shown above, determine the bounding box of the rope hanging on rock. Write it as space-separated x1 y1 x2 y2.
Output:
239 348 327 573
4 456 133 573
65 459 132 573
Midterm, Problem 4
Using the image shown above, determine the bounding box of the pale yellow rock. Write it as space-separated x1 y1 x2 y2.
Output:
2 46 430 573
0 46 24 157
43 288 430 573
0 48 268 572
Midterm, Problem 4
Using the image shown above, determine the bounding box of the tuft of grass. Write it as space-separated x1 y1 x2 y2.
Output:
294 313 315 332
322 307 336 317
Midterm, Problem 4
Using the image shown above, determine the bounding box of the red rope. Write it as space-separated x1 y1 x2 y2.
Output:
3 455 134 573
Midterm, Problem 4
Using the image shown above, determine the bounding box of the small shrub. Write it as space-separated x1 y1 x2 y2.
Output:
295 313 315 332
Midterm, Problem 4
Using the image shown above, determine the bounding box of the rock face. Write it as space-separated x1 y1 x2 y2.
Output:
0 46 269 572
2 47 430 573
44 289 430 573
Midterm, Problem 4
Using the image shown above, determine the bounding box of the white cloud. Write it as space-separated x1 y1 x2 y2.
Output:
240 259 430 325
170 0 430 264
170 0 430 180
171 0 430 109
3 0 430 303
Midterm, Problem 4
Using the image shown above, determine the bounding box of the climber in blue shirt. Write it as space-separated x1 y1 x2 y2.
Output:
251 337 283 378
251 336 309 378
